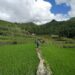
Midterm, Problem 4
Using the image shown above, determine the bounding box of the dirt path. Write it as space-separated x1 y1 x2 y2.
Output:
36 48 52 75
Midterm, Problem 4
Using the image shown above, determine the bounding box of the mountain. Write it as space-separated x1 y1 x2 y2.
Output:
0 17 75 38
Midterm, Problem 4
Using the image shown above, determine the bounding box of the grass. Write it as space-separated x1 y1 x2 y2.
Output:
0 43 39 75
0 34 75 75
0 35 36 44
50 37 75 48
41 40 75 75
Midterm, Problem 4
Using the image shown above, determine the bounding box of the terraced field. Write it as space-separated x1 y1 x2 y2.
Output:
0 43 39 75
41 39 75 75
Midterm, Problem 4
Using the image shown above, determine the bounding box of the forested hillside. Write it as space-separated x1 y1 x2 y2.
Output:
19 18 75 38
0 17 75 38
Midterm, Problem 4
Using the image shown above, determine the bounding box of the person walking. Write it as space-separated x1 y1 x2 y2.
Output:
35 39 41 49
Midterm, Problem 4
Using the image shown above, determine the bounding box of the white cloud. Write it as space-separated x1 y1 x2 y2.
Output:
55 0 69 5
0 0 74 25
0 0 54 24
0 12 10 21
54 14 69 21
55 0 75 17
68 0 75 17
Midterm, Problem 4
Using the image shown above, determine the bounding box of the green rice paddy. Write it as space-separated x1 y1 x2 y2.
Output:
41 40 75 75
0 43 39 75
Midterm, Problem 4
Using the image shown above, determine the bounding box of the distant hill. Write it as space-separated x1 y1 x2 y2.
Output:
41 18 75 38
0 20 34 44
0 17 75 38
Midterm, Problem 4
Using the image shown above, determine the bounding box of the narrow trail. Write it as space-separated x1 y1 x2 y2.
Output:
36 48 52 75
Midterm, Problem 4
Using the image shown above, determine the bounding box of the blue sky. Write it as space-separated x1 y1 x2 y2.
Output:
47 0 71 15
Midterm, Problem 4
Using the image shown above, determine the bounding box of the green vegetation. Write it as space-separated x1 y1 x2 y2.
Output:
0 18 75 75
41 38 75 75
51 37 75 48
0 44 39 75
19 18 75 38
0 18 75 39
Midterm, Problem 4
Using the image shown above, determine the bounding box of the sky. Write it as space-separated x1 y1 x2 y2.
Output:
48 0 70 14
0 0 75 25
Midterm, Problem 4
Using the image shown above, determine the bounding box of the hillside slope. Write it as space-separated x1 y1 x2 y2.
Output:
0 18 75 45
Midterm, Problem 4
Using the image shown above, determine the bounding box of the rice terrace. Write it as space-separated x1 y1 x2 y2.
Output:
0 18 75 75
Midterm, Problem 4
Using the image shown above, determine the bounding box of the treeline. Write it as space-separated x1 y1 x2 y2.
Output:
0 20 26 36
0 17 75 38
19 18 75 38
